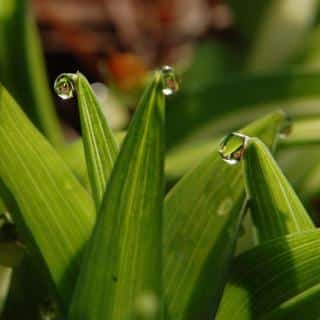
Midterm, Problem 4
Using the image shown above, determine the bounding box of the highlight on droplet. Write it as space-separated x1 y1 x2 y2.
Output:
218 132 250 165
160 65 179 96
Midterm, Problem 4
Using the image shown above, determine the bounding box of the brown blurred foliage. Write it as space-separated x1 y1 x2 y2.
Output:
31 0 233 90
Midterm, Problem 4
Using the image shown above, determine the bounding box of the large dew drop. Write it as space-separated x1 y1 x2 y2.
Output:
218 132 250 165
54 73 77 100
160 65 179 96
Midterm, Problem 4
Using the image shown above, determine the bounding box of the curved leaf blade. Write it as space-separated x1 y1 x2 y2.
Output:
74 72 118 208
216 230 320 320
69 72 165 320
243 137 314 243
0 0 62 145
164 111 286 319
0 85 95 305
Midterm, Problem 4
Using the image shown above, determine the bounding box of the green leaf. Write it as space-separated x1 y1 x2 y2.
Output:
58 131 125 189
0 84 95 305
163 111 286 319
55 73 119 208
227 0 316 70
0 266 11 314
165 139 216 184
279 118 320 147
166 115 320 185
246 0 316 70
58 139 89 188
167 70 320 148
0 0 62 145
243 137 315 243
279 146 320 217
59 115 320 192
279 147 320 186
69 71 165 320
216 229 320 320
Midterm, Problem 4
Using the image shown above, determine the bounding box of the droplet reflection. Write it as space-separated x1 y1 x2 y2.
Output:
218 132 250 165
160 65 179 96
54 73 77 100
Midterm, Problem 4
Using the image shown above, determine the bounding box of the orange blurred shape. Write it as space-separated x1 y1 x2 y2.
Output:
107 53 148 91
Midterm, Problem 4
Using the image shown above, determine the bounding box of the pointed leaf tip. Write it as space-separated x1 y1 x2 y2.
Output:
243 137 314 243
69 71 165 320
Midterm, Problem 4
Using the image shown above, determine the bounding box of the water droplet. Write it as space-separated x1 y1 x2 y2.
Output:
218 132 250 165
279 114 292 138
54 73 77 100
161 65 179 96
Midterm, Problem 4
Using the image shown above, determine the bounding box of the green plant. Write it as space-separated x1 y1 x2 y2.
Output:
3 0 320 319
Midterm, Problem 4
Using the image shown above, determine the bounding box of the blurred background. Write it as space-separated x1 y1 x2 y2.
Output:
31 0 236 135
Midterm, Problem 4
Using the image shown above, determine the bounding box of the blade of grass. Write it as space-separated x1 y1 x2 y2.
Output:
167 115 320 184
0 84 95 306
163 111 286 319
69 71 165 320
58 131 126 189
243 137 315 243
216 229 320 320
58 114 320 192
55 72 119 208
0 0 62 145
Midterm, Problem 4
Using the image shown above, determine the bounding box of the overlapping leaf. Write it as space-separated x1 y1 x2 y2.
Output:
0 0 62 145
69 71 165 320
216 132 320 319
163 111 286 319
74 72 118 207
0 84 95 305
216 230 320 320
243 137 315 243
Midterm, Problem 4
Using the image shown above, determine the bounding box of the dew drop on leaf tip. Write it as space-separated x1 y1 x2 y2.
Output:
160 65 179 96
54 73 77 100
218 132 250 165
